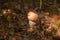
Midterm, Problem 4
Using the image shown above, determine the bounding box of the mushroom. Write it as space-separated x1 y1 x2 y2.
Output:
3 9 12 15
27 11 39 32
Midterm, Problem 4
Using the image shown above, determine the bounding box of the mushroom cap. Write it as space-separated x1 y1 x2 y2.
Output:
28 11 38 21
3 9 12 15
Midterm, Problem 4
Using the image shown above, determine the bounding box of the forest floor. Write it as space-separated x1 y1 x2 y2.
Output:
0 9 60 40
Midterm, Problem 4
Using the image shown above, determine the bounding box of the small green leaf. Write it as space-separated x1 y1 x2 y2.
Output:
7 15 11 22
